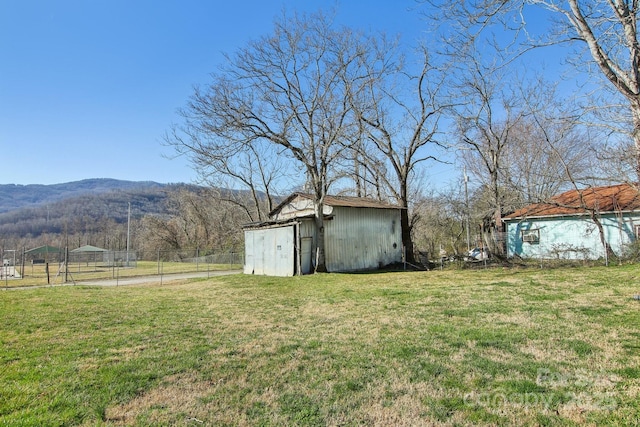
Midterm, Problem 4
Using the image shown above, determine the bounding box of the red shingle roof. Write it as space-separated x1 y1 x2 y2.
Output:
505 183 640 219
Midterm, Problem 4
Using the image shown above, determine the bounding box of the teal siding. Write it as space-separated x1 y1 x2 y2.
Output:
506 213 639 259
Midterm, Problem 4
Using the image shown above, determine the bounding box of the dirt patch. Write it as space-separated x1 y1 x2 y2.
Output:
104 373 215 425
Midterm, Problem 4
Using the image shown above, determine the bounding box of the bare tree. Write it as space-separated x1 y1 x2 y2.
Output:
424 0 591 253
501 86 595 204
139 187 246 254
412 187 468 258
521 91 617 264
452 51 536 254
422 0 640 181
458 75 598 254
500 119 585 203
349 45 448 263
531 0 640 180
168 100 284 223
168 11 378 272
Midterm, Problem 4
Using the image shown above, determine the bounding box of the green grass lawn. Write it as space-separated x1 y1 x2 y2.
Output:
1 265 639 425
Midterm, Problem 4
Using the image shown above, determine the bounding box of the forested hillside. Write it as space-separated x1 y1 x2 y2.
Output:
0 179 165 214
0 187 169 238
0 180 183 246
0 179 253 255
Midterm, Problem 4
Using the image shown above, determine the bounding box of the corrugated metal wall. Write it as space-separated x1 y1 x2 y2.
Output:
244 207 403 275
325 207 402 272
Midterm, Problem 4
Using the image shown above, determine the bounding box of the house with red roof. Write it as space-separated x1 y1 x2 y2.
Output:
503 183 640 260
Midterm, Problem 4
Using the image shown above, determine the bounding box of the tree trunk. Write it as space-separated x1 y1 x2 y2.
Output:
400 206 415 264
632 106 640 183
590 211 615 266
313 202 327 273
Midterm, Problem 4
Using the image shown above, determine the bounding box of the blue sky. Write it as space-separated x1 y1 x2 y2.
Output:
0 0 428 186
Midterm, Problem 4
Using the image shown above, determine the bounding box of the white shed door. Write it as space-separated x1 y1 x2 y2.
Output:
244 226 295 276
264 226 295 276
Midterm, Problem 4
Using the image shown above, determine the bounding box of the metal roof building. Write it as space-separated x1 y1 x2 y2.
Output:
25 245 62 255
24 245 62 262
243 193 404 276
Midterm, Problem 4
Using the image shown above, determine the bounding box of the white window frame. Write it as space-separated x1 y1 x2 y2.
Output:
521 229 540 243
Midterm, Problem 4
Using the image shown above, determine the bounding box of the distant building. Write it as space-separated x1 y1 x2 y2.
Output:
504 183 640 260
243 193 404 276
24 245 62 263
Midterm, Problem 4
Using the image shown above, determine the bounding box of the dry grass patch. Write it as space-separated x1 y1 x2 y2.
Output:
103 373 214 425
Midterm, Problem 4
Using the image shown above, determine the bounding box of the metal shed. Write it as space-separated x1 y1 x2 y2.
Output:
243 193 403 276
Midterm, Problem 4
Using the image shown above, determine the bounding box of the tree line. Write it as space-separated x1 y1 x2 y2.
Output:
0 185 249 258
5 2 636 264
166 2 639 267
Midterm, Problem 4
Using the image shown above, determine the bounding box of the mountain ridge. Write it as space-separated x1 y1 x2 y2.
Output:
0 178 171 214
0 179 201 240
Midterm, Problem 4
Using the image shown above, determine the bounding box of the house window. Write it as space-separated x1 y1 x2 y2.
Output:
635 225 640 240
521 229 540 244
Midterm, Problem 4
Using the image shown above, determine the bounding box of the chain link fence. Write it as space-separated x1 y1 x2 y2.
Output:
140 249 244 276
2 247 243 287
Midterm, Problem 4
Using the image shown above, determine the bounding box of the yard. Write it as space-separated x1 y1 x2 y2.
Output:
1 266 639 425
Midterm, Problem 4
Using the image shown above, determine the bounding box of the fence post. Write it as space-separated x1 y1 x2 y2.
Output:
2 249 6 288
20 247 25 280
64 247 68 283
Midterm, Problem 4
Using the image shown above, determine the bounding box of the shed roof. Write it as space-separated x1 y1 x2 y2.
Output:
505 183 640 220
25 245 61 254
71 245 108 253
270 193 402 217
242 216 301 230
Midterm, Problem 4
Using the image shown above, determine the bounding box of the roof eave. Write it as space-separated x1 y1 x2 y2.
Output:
504 209 640 221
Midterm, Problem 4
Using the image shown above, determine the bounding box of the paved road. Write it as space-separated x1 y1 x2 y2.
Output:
1 270 242 291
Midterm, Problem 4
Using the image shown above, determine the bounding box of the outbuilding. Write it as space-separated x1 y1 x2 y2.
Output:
24 245 62 263
504 183 640 260
243 193 404 276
